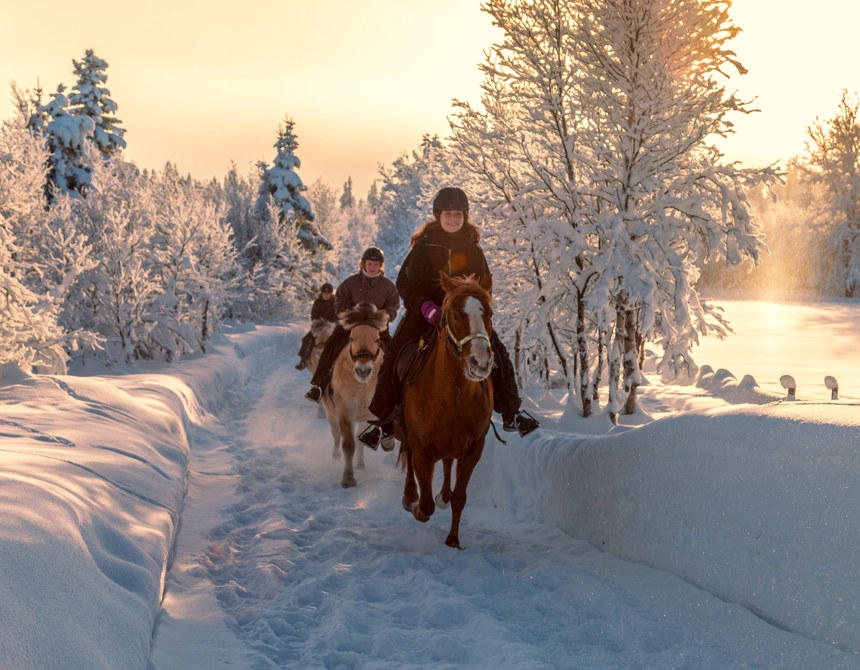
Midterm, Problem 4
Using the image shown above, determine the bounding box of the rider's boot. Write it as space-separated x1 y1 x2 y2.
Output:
358 421 396 451
305 385 322 403
503 410 540 437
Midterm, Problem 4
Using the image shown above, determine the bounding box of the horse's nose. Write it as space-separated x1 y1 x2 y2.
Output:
355 365 372 382
469 353 493 379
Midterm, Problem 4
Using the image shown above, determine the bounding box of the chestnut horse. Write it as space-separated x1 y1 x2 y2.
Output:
400 272 494 549
321 301 389 488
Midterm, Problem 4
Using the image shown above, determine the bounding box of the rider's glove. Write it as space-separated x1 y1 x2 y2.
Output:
421 300 440 325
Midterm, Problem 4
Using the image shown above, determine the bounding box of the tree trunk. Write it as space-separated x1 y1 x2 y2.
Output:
622 309 639 415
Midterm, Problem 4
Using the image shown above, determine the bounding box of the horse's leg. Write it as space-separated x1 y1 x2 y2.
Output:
402 446 418 513
412 448 436 523
339 414 357 488
445 447 482 549
325 402 341 460
355 421 367 470
435 456 453 509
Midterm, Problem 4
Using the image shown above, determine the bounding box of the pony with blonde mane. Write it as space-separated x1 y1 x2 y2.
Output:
305 318 336 376
321 301 389 488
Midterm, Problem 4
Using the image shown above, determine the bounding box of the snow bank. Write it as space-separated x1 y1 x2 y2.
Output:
492 400 860 653
0 325 297 670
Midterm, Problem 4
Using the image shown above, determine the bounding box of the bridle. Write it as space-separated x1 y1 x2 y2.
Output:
441 295 492 356
349 339 381 362
444 321 490 355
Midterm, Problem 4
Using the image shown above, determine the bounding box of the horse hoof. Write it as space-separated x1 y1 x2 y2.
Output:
341 477 357 488
402 498 415 513
434 492 450 509
445 535 463 550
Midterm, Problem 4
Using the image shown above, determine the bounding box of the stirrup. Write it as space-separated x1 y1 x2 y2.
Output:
358 425 380 450
514 410 540 437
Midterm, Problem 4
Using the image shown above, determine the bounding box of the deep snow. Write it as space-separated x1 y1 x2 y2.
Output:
1 299 859 669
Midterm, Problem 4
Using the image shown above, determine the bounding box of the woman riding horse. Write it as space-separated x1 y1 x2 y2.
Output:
295 282 337 370
362 186 538 449
305 247 399 405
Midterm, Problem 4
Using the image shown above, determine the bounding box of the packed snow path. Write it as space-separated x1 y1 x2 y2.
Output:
148 341 851 669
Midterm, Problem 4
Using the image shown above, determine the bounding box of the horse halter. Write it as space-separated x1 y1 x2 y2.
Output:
444 321 490 355
349 340 381 362
441 294 492 356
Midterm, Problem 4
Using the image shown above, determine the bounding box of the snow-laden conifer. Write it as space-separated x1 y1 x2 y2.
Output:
42 85 94 198
256 116 330 253
68 49 126 157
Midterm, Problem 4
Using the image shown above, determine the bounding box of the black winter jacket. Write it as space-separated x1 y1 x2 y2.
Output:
310 296 337 323
396 226 490 316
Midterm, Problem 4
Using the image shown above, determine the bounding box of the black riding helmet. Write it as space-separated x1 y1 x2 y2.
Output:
432 187 469 214
361 247 384 264
320 282 333 293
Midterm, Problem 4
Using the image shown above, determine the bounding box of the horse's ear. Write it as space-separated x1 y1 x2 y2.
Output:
479 273 493 294
439 271 455 293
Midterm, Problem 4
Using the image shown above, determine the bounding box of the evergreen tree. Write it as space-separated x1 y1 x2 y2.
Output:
41 85 94 198
256 115 330 253
68 49 126 157
340 177 356 209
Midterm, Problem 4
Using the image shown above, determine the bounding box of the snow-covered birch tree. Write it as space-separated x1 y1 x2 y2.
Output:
453 0 776 419
800 89 860 298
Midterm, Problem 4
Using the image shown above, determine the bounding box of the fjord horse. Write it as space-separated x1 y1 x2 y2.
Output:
400 272 494 549
321 301 389 488
305 317 336 376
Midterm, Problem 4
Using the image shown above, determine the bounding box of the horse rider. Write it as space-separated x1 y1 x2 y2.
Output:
295 282 337 370
360 186 539 450
305 247 400 403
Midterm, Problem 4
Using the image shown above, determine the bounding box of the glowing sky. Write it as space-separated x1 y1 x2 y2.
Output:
2 1 858 196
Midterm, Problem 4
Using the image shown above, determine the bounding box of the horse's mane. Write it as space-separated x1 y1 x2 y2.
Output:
339 300 389 331
441 274 493 312
310 318 336 337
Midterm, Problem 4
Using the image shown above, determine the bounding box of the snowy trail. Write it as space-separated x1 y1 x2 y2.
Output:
148 351 848 670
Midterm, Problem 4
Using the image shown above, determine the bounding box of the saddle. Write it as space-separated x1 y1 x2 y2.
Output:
395 327 438 386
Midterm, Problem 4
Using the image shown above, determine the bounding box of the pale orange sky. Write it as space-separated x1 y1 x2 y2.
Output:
2 1 858 196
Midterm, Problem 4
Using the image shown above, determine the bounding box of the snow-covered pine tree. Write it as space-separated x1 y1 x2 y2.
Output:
340 177 356 210
68 49 126 158
41 84 95 199
800 89 860 298
256 116 330 253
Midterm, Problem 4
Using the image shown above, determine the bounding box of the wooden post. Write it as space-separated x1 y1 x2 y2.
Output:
825 375 839 400
779 374 796 400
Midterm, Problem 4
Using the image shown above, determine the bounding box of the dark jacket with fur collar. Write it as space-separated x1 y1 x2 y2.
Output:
396 227 490 316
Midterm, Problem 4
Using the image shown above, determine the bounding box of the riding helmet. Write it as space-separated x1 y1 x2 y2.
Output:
320 282 333 293
361 247 385 263
432 187 469 213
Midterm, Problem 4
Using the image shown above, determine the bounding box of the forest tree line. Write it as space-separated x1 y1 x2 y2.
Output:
2 1 859 419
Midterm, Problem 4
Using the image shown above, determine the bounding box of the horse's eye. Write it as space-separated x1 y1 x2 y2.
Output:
452 313 461 322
